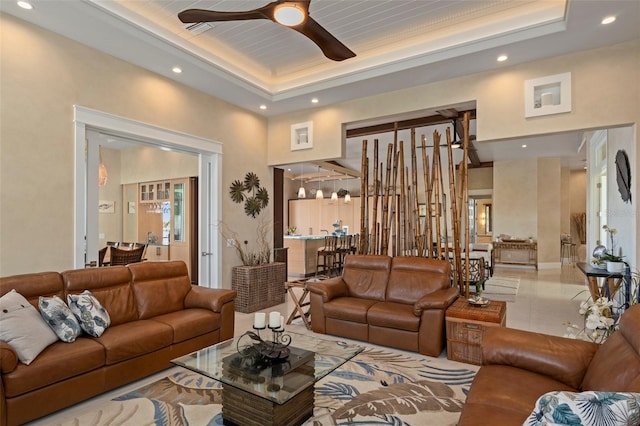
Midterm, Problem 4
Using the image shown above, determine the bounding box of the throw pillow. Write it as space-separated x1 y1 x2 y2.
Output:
0 289 58 365
39 295 82 342
523 390 640 426
67 290 111 337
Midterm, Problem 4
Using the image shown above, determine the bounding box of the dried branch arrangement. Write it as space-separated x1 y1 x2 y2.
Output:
357 112 472 297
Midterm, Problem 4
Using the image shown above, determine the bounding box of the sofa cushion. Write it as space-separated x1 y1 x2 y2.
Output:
3 337 105 397
38 295 82 342
582 305 640 392
67 290 111 338
129 261 192 319
367 302 420 331
341 255 391 301
62 266 138 326
465 365 576 416
458 401 531 426
0 290 58 365
386 257 450 304
523 391 640 426
94 319 173 365
0 271 64 309
323 297 379 323
150 309 220 343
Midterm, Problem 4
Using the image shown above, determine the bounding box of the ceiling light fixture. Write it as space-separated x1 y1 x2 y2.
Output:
297 164 306 198
522 144 527 148
451 118 461 149
601 16 616 25
497 54 508 62
172 66 182 74
344 177 351 203
311 98 319 104
17 1 33 10
259 105 267 110
315 166 324 199
331 179 338 201
274 4 306 26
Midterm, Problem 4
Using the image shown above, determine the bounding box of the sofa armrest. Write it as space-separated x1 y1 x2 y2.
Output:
306 278 348 302
184 286 237 313
414 287 459 315
0 341 18 374
482 327 599 389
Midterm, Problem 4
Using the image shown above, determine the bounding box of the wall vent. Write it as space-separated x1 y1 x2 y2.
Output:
184 22 213 35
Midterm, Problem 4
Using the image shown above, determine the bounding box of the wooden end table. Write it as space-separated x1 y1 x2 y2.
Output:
445 297 506 365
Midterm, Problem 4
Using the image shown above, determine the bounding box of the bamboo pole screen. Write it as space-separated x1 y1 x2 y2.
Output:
356 112 472 296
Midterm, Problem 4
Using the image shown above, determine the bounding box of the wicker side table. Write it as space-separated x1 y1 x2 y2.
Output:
445 297 506 365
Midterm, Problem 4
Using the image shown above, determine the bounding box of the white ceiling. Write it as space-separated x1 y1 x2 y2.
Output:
4 0 638 173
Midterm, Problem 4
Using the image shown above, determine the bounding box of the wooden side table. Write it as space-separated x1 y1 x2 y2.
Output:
445 297 506 365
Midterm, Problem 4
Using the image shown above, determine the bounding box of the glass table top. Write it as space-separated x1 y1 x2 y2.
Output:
172 330 363 404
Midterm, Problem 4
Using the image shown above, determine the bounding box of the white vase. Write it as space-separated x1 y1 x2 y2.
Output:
606 261 625 273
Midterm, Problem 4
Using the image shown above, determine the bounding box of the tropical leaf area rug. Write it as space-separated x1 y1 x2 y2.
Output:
52 347 477 426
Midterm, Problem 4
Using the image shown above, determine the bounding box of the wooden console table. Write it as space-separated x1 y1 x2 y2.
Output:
576 262 624 302
493 241 537 269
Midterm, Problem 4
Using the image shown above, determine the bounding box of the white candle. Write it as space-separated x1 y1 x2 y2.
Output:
254 312 266 328
269 311 280 328
280 315 285 330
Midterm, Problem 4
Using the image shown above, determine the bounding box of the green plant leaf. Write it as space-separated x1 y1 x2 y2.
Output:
256 186 269 208
244 172 260 191
244 197 262 218
229 180 245 203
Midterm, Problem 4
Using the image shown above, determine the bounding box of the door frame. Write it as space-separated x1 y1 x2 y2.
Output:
73 105 223 288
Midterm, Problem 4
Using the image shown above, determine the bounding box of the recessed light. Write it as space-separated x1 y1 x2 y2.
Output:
172 67 182 74
497 54 508 62
17 1 33 9
160 146 171 152
311 98 319 104
601 16 616 25
521 144 527 148
259 105 267 110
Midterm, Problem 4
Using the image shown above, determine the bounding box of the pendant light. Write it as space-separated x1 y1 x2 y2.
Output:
331 178 338 201
98 147 108 187
297 163 306 198
344 177 351 203
315 166 324 199
451 118 461 149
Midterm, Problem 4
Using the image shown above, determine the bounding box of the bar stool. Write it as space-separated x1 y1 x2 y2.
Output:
561 237 577 265
316 236 337 276
334 235 351 274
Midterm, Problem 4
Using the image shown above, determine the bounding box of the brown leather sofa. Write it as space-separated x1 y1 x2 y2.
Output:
459 303 640 425
0 261 236 426
307 255 459 356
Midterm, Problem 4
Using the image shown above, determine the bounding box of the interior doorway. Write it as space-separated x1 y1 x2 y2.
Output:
73 106 222 288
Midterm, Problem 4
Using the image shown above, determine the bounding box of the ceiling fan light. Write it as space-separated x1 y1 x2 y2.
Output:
274 4 305 26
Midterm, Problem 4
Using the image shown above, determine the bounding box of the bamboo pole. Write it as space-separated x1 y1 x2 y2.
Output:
446 127 463 294
432 131 442 259
398 141 406 255
411 129 422 256
381 143 393 254
390 131 399 256
421 135 432 258
359 140 368 254
371 139 380 255
462 112 471 298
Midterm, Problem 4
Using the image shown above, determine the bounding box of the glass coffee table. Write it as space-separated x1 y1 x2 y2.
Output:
172 330 363 426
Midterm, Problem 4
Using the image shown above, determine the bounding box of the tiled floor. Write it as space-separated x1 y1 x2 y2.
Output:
27 264 589 425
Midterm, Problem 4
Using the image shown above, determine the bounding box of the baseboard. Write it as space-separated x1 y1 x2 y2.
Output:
538 262 561 269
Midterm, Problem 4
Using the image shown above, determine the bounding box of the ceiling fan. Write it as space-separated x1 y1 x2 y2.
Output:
178 1 356 62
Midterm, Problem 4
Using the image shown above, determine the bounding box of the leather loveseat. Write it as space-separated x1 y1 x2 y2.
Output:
307 255 459 356
459 303 640 425
0 261 236 426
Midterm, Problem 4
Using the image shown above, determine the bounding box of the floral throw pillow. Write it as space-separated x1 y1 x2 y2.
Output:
523 390 640 426
67 290 111 338
39 295 82 342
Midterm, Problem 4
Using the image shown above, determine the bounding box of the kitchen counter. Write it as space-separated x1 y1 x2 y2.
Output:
284 235 327 240
284 236 327 277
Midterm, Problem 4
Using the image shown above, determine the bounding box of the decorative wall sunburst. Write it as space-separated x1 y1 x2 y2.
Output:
229 172 269 217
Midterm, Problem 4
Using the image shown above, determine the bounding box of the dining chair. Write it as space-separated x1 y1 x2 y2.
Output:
110 245 145 266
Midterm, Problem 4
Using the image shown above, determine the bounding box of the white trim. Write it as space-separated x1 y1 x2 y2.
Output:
73 106 222 287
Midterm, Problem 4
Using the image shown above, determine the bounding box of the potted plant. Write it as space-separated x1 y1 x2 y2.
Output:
222 172 286 313
591 225 626 273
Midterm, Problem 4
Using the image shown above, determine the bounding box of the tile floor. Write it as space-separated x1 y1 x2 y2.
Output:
27 264 590 425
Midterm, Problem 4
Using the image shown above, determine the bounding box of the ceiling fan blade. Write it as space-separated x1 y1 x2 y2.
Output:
293 16 356 61
178 6 273 24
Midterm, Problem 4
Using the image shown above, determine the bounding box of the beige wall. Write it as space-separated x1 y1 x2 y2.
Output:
537 158 561 265
268 40 639 266
494 159 538 241
0 14 268 286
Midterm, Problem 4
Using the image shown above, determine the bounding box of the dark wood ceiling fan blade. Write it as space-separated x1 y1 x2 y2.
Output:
178 7 273 24
294 17 356 61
